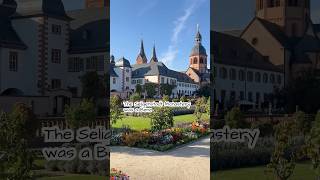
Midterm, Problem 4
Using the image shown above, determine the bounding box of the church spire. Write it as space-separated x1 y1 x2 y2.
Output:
136 39 148 64
195 24 202 44
150 43 158 63
139 39 146 56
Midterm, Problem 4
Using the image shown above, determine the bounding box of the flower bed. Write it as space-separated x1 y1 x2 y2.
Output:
110 168 129 180
111 121 210 151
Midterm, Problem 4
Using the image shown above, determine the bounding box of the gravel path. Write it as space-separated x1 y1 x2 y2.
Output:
111 137 210 180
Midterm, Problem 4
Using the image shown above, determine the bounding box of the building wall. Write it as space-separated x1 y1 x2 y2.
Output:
241 19 285 66
214 63 284 108
11 17 42 95
0 48 28 95
110 67 122 92
47 17 69 91
67 52 107 97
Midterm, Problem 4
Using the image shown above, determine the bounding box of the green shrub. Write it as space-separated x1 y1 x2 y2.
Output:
65 99 96 129
150 107 174 131
130 93 141 101
162 95 170 101
180 96 187 102
172 98 180 102
225 107 248 128
44 161 58 171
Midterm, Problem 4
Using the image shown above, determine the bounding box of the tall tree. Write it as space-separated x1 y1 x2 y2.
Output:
81 71 105 102
144 83 157 98
110 95 123 124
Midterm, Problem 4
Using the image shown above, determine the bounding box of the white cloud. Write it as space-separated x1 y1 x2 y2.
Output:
160 0 206 67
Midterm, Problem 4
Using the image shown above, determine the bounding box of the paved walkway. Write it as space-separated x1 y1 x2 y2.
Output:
111 137 210 180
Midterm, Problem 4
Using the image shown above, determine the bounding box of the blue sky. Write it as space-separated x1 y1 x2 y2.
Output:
110 0 210 71
212 0 320 31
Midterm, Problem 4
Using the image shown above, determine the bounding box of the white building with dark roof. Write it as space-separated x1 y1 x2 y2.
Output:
0 0 108 115
110 27 209 99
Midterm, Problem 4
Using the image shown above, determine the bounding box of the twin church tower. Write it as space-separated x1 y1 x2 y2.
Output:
135 26 208 74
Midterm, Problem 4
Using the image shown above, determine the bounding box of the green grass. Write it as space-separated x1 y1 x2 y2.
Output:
211 162 317 180
112 114 209 131
37 175 106 180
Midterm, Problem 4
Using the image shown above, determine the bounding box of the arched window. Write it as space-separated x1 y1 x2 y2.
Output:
255 72 261 83
270 74 275 84
220 67 228 79
247 71 253 82
263 73 268 83
277 75 282 84
193 58 198 64
291 23 297 37
239 70 245 81
200 58 204 63
229 68 236 80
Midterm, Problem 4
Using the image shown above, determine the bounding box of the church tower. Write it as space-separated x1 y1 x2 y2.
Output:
136 40 148 64
255 0 310 37
189 25 207 73
150 44 158 63
85 0 108 8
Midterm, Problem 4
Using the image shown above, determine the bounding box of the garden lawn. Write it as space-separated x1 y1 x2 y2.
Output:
211 162 316 180
112 114 209 131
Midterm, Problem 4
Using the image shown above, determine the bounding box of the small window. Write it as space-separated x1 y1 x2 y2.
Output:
193 58 198 64
9 51 18 72
68 57 84 72
270 74 275 84
239 70 245 81
247 71 254 82
220 67 228 79
251 37 258 45
277 75 282 84
229 68 236 80
52 49 61 63
82 30 90 40
113 78 116 84
255 72 261 83
263 73 268 83
52 24 62 35
126 77 129 82
51 79 61 89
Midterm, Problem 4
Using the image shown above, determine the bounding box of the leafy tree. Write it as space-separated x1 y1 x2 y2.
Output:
206 96 210 116
135 84 143 95
162 95 170 101
130 93 141 101
65 99 96 129
144 83 157 98
149 107 173 131
0 103 38 179
292 111 310 136
110 95 123 124
194 97 207 121
180 96 187 102
225 107 248 128
195 84 211 97
160 84 175 96
279 70 320 113
81 71 105 102
267 120 297 180
305 111 320 179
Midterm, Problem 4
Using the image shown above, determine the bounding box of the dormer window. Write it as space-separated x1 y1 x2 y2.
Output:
82 30 90 40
